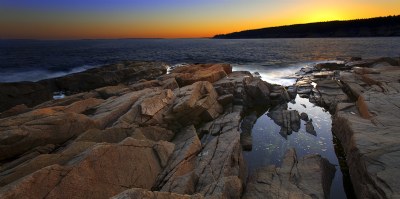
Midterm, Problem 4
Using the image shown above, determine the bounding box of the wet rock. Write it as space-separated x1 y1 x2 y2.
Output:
111 188 204 199
300 112 309 121
253 72 261 78
243 148 336 199
0 138 174 199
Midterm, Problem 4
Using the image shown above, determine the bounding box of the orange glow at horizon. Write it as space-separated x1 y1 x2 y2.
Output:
1 0 399 39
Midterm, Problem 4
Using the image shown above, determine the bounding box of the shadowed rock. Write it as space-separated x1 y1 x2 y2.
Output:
111 188 204 199
243 148 336 199
240 112 258 151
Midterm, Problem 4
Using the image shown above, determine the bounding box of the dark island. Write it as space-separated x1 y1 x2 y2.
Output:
214 15 400 39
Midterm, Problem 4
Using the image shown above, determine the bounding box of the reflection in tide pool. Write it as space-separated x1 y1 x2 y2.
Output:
243 95 350 199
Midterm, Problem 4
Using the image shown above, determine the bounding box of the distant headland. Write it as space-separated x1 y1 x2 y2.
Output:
214 15 400 39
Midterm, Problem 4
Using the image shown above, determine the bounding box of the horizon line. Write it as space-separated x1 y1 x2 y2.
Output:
1 14 398 40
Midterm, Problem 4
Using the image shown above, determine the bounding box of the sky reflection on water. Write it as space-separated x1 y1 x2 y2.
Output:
243 95 348 198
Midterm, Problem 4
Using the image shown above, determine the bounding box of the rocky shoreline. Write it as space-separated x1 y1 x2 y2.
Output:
0 57 399 198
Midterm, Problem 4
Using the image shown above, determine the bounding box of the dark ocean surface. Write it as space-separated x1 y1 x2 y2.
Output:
1 38 399 83
1 38 399 199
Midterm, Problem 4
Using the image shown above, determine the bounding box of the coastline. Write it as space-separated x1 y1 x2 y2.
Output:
0 57 399 198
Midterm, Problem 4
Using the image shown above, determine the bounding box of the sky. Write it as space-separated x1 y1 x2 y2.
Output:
0 0 399 39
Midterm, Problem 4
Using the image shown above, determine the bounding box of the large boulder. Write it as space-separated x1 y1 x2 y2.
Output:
243 148 336 199
0 107 97 161
244 77 271 106
0 138 175 199
114 88 175 127
165 81 223 127
87 89 149 128
171 64 231 87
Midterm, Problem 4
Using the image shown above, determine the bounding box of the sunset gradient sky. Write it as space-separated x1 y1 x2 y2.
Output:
1 0 399 39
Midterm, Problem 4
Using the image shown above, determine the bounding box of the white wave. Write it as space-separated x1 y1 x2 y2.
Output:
167 63 189 74
232 60 343 86
0 65 98 83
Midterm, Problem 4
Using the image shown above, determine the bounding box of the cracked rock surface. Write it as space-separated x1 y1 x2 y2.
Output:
243 148 336 199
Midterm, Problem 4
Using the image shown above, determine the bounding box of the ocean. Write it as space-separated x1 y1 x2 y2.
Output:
1 37 400 83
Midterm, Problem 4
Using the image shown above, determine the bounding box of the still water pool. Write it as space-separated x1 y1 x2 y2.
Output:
243 95 355 198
